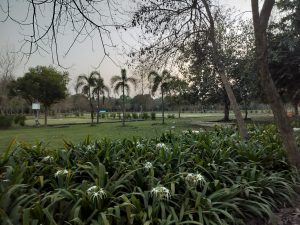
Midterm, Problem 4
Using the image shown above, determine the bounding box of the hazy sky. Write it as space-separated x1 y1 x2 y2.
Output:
0 0 251 94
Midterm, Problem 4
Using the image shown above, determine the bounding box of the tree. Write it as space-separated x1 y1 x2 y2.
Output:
75 72 98 125
132 0 249 139
110 69 136 126
167 77 189 118
0 1 122 65
0 48 17 115
92 72 110 124
148 70 172 124
9 66 68 126
268 0 300 115
251 0 300 168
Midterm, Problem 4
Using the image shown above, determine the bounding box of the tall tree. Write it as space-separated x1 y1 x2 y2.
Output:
133 0 249 139
76 72 97 125
167 77 188 119
148 70 172 124
268 0 300 115
111 69 136 127
251 0 300 168
9 66 68 126
92 72 110 124
0 48 17 115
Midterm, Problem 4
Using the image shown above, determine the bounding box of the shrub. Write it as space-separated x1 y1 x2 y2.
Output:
14 114 26 126
141 112 149 120
110 112 116 119
132 112 138 119
151 112 156 120
0 127 298 225
0 115 13 129
167 114 175 119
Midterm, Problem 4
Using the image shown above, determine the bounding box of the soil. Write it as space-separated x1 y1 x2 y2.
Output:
247 196 300 225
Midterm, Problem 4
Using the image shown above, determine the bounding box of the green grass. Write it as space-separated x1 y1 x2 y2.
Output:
0 112 276 151
0 119 197 151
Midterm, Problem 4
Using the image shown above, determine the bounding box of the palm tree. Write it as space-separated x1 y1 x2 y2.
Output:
148 70 172 124
111 69 136 126
75 72 97 125
92 72 110 124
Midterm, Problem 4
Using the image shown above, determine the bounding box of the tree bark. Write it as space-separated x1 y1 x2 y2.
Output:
162 89 165 124
294 101 299 116
44 105 48 127
202 0 249 139
251 0 300 168
223 93 230 121
122 84 125 127
97 91 100 124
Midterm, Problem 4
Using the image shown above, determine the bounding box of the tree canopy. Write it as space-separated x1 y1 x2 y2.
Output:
9 65 68 125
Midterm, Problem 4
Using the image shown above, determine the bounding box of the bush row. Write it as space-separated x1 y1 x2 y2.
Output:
0 114 26 129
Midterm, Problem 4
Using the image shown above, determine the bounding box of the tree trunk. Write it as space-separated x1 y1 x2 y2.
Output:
294 101 299 116
90 100 94 125
223 93 230 121
122 85 125 127
44 105 48 127
162 89 165 124
178 103 181 119
252 0 300 168
97 92 100 124
202 0 249 139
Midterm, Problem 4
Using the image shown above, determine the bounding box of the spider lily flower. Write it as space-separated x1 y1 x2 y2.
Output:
185 173 206 186
144 162 153 170
156 143 168 151
136 142 144 149
54 169 68 178
87 186 107 201
41 155 54 163
151 186 171 200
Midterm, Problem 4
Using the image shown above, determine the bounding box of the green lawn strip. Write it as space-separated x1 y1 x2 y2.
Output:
0 119 195 151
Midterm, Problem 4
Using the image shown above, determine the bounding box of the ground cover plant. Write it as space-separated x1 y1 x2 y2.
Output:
1 125 299 225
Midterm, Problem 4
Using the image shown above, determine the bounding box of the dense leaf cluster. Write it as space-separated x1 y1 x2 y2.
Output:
0 126 298 224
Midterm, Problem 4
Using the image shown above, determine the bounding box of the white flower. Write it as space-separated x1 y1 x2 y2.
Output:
171 126 175 129
182 130 189 134
87 186 107 201
293 128 300 132
156 143 168 151
191 130 200 134
185 173 206 186
144 162 153 170
41 155 54 163
136 142 144 149
151 186 171 200
54 169 68 177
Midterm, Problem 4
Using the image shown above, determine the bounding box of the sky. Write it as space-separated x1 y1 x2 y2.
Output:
0 0 251 95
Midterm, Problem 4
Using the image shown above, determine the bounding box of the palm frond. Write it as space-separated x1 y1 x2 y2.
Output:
113 81 123 95
151 75 162 94
148 71 159 81
110 75 122 87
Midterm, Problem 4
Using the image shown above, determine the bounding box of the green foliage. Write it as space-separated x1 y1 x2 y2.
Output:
10 66 68 107
141 112 149 120
151 112 156 120
14 114 26 126
0 126 298 225
0 115 13 129
167 114 175 119
132 112 138 119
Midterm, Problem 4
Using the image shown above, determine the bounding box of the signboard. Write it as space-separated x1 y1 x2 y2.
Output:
32 103 40 110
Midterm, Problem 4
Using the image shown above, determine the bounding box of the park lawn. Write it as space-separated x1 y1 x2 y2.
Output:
0 118 198 151
0 112 276 152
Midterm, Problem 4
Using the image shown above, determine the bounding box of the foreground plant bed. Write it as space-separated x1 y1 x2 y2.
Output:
0 126 299 225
